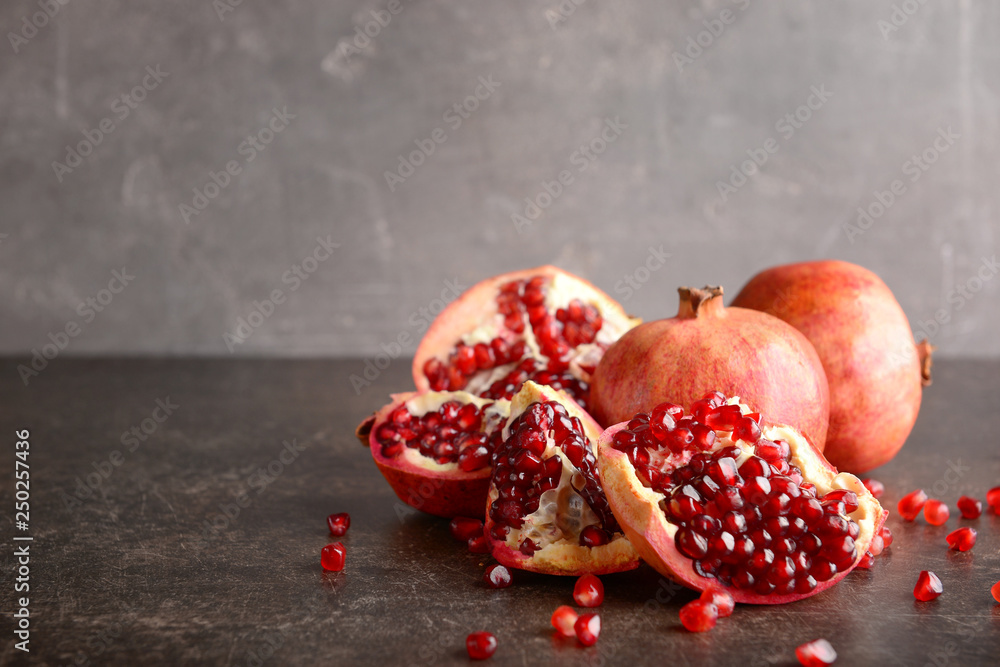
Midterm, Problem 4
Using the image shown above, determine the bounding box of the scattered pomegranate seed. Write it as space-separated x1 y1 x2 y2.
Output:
897 489 928 521
326 512 350 537
574 613 601 646
956 496 982 519
573 574 604 607
321 542 346 572
987 486 1000 511
861 478 884 499
992 580 1000 603
923 499 949 526
880 526 893 548
914 571 943 601
483 564 512 588
679 600 718 632
700 586 735 617
551 605 578 638
450 516 484 542
945 527 977 552
796 638 837 666
468 534 491 554
465 632 497 660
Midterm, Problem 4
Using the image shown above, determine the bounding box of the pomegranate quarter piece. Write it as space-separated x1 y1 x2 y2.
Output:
484 382 639 576
591 285 830 451
465 632 497 660
914 571 943 601
796 638 837 666
321 543 346 572
413 266 641 412
597 392 886 603
327 512 350 537
356 391 510 518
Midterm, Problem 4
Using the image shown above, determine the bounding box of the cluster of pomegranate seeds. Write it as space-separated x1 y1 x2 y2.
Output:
483 564 513 588
945 527 977 551
550 605 578 638
572 574 604 607
897 489 928 521
421 275 605 407
922 498 949 525
449 516 485 541
375 400 495 470
327 512 350 537
914 570 943 601
612 392 862 597
465 631 497 660
679 600 718 632
488 401 620 550
321 543 346 572
957 495 982 519
573 613 601 646
861 478 884 499
796 638 837 666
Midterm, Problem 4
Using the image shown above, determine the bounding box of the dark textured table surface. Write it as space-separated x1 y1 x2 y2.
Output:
1 357 998 666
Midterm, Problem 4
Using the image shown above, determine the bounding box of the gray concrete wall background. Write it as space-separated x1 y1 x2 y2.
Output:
1 0 997 363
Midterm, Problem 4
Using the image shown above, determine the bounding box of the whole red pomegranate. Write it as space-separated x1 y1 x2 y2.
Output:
484 381 639 575
413 266 640 412
598 392 887 603
356 391 509 518
591 286 830 450
731 261 932 472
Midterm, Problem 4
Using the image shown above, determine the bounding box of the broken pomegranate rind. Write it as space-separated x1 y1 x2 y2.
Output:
356 391 510 518
413 266 641 410
597 395 886 604
484 381 639 575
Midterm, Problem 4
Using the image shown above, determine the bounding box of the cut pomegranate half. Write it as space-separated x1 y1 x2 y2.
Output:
484 381 639 575
413 266 640 412
356 391 510 518
597 392 887 604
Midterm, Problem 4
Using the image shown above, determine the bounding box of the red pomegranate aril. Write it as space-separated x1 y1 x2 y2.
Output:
861 478 884 499
946 527 976 552
957 495 982 519
700 586 735 617
468 534 491 554
856 551 874 569
796 638 837 667
551 605 578 638
914 571 943 601
327 512 350 537
868 534 884 556
992 580 1000 603
923 499 949 526
574 613 601 646
755 438 789 463
880 526 893 548
481 565 512 590
321 543 346 572
579 525 611 547
676 529 710 559
679 600 718 632
466 632 497 660
573 574 605 607
811 559 837 581
822 490 859 514
988 486 1000 511
898 489 928 521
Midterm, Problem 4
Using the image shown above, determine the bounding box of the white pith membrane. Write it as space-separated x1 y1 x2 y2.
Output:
395 391 509 471
599 397 883 595
436 271 639 395
488 382 636 572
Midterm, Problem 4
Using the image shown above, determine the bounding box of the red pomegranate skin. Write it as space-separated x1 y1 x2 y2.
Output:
591 287 829 451
731 261 930 473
